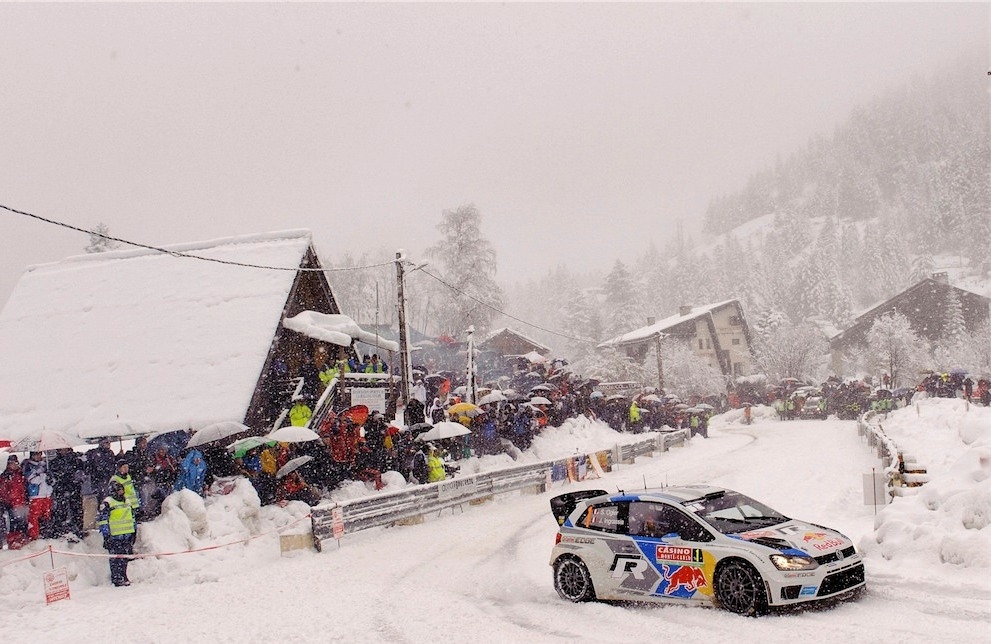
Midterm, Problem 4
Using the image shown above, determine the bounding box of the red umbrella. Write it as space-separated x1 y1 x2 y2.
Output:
341 405 369 426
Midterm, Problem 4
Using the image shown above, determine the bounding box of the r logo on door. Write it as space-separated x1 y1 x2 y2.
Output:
610 554 649 579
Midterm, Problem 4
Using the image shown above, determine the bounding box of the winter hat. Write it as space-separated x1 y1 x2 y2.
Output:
7 455 18 463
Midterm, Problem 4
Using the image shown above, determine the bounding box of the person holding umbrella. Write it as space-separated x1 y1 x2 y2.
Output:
22 451 53 541
97 480 136 587
276 456 320 506
86 438 118 499
426 444 446 483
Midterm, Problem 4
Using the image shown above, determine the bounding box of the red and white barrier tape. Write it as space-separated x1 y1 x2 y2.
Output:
0 513 312 564
0 549 50 569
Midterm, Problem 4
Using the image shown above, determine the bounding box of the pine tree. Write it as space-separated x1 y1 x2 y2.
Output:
601 260 645 339
424 204 504 337
85 222 120 254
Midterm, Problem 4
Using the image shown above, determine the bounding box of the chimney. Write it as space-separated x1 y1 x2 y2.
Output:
679 305 693 316
646 317 656 326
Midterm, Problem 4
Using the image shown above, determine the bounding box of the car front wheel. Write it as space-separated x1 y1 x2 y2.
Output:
554 557 596 602
715 560 768 616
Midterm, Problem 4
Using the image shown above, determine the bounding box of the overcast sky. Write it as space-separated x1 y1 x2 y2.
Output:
1 3 987 308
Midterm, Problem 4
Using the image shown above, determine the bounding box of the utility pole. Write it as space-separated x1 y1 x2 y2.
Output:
465 325 476 404
395 250 412 408
654 332 665 392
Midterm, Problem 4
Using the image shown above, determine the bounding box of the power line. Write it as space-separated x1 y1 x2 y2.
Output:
3 201 596 345
419 267 597 346
0 203 395 273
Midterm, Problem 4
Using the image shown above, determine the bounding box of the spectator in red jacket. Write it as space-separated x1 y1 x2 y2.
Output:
0 455 29 549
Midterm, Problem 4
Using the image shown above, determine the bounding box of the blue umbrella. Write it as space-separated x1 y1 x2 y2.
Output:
148 430 191 458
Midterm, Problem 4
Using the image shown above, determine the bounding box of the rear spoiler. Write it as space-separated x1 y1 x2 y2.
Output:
550 489 608 526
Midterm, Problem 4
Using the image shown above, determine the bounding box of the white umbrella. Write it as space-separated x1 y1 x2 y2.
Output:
267 425 321 443
415 421 471 442
12 429 78 453
478 391 506 405
529 396 552 406
696 403 715 411
529 384 557 393
76 419 153 440
186 421 249 449
276 455 314 479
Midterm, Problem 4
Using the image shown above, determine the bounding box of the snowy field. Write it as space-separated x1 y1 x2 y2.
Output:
2 399 989 643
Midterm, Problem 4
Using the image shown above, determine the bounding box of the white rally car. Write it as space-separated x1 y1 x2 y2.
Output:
549 485 865 616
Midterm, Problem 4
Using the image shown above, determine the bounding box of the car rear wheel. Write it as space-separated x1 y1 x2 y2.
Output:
554 557 596 602
715 560 768 616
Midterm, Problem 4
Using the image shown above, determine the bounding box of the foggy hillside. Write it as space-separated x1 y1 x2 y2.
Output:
503 50 990 356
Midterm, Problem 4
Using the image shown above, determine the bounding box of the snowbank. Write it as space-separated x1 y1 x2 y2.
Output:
865 399 991 570
0 478 309 606
1 414 635 605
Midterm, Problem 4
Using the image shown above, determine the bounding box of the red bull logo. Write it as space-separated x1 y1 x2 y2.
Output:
803 531 828 542
661 564 707 594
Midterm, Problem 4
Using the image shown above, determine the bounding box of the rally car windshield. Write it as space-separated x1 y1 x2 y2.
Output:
683 491 789 534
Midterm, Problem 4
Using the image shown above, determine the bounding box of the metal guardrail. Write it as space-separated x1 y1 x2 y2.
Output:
858 411 926 499
311 428 692 547
618 429 692 463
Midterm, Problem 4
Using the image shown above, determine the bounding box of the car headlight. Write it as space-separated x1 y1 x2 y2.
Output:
769 553 819 571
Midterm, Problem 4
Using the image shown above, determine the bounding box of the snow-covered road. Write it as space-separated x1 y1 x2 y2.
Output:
7 412 991 643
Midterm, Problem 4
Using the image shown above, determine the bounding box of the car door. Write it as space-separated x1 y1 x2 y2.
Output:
571 501 640 600
626 501 716 601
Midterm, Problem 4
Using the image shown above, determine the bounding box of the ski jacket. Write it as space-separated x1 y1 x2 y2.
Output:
0 469 27 507
22 459 53 499
110 473 140 510
426 454 446 483
98 496 136 537
176 450 208 494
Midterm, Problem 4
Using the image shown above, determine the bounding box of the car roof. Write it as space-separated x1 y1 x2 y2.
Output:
596 485 729 505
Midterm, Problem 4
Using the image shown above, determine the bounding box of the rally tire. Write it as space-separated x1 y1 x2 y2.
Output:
715 560 768 616
554 557 596 602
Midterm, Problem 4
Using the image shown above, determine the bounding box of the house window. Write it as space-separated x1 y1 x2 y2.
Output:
705 339 711 350
698 339 704 350
729 316 742 326
731 338 740 346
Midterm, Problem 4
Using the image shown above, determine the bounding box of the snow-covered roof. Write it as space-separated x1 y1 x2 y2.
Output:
598 299 739 349
283 312 400 352
0 230 315 440
482 327 552 354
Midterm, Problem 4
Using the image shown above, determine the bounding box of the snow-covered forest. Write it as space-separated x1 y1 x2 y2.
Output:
323 50 990 391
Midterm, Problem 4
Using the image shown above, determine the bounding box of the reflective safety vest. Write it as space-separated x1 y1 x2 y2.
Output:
319 367 338 385
99 498 136 536
426 455 446 483
290 403 312 427
629 403 641 423
110 473 140 510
